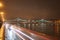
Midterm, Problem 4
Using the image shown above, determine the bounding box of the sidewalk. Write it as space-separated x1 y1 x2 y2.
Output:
0 25 4 40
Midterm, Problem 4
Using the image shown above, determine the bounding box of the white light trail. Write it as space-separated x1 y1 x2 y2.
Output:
14 29 34 40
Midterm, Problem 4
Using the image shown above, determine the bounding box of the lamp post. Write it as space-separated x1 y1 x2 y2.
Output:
0 2 3 8
0 12 5 22
0 2 5 22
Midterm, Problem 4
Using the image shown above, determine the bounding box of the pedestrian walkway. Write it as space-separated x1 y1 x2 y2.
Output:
0 25 4 40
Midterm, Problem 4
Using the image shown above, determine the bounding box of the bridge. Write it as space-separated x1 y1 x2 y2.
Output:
0 21 59 40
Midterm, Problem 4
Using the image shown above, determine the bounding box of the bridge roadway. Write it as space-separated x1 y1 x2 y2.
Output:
0 23 58 40
5 23 59 40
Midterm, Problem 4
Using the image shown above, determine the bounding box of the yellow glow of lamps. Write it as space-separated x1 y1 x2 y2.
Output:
0 12 4 14
0 2 3 8
0 12 5 22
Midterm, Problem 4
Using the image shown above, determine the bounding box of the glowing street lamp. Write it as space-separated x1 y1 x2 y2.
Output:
0 2 3 8
0 12 4 14
0 12 5 22
0 2 5 22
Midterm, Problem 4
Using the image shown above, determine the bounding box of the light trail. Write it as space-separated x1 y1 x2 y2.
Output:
8 25 26 40
14 28 34 40
13 30 26 40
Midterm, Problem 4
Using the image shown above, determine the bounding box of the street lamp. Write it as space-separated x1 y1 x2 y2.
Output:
0 2 3 8
0 12 5 22
0 2 5 22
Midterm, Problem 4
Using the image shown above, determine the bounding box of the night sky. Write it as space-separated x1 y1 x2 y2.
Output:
4 0 60 20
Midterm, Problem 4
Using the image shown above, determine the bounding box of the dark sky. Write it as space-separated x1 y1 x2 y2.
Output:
4 0 60 20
